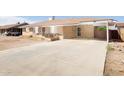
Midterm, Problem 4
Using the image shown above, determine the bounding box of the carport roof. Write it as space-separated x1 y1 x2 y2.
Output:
0 22 29 29
19 18 113 28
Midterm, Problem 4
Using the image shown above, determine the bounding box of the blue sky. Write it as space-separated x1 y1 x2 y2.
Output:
22 16 124 22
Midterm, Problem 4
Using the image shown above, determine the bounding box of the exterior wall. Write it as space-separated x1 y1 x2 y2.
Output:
22 27 33 36
118 27 124 41
62 26 77 39
94 30 106 40
0 29 7 35
57 26 63 35
22 24 107 40
50 26 57 33
80 25 94 38
23 31 33 36
93 26 107 40
22 26 62 36
34 27 39 34
61 25 94 39
44 27 51 34
49 26 63 34
22 27 42 36
38 27 42 34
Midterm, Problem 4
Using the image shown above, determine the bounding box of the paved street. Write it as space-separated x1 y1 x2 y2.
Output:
0 39 107 76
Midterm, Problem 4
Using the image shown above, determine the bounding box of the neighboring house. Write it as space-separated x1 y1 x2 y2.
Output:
0 22 28 36
21 18 117 42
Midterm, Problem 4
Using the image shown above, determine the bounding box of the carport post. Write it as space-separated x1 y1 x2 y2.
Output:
106 22 109 43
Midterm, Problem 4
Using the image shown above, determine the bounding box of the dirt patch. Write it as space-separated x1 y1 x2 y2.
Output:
104 42 124 76
0 36 45 51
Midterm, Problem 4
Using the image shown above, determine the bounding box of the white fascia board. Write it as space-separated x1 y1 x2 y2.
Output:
96 20 109 23
79 21 109 26
94 21 108 24
79 22 94 25
93 21 109 26
93 23 107 26
63 24 79 26
43 24 79 27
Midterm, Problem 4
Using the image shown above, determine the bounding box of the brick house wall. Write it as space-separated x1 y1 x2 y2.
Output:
80 25 94 38
62 26 77 39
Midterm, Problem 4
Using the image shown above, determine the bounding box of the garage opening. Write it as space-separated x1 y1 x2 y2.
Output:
6 28 22 36
109 30 121 42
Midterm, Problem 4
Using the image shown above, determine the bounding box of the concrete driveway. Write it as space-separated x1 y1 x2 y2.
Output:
0 39 107 76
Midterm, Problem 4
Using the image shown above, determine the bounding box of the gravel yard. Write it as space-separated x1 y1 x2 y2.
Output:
104 42 124 76
0 36 44 51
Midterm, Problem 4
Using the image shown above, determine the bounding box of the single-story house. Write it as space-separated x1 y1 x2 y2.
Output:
12 17 124 43
0 22 28 36
20 18 120 42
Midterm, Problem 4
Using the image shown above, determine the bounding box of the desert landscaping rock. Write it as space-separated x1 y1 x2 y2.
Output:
0 36 44 51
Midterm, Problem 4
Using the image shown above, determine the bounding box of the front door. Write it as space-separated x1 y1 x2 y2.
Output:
77 27 81 37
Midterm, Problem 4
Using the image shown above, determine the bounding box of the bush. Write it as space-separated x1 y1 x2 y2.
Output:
50 36 60 41
29 35 33 38
107 45 115 51
96 27 107 31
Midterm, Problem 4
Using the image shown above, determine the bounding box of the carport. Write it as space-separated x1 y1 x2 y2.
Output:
93 21 109 43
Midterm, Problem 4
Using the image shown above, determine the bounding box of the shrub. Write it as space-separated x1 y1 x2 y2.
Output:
96 27 107 31
29 35 33 38
107 45 115 51
51 36 60 41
